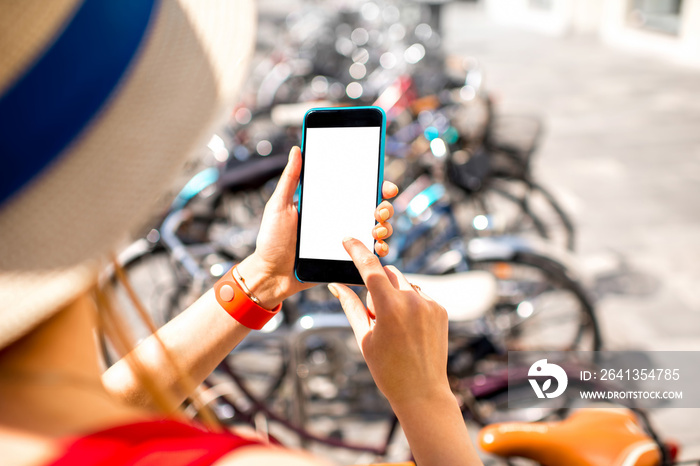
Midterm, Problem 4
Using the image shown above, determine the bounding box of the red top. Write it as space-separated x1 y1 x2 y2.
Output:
47 419 263 466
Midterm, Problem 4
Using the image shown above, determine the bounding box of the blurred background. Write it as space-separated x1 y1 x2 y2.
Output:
446 0 700 457
454 0 700 458
118 0 700 463
434 0 700 349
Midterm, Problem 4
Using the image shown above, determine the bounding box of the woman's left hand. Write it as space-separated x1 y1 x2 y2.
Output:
236 146 398 310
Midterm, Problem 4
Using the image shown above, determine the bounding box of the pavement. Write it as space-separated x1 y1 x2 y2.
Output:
440 2 700 458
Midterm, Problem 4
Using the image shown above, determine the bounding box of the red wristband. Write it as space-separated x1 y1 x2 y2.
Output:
213 267 282 330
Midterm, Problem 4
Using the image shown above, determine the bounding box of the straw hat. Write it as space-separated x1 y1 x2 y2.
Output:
0 0 256 348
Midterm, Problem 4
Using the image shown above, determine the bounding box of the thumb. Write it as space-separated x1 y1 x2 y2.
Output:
272 146 301 205
328 283 372 351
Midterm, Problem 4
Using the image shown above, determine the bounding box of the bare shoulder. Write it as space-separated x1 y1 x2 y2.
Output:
212 445 334 466
0 427 58 466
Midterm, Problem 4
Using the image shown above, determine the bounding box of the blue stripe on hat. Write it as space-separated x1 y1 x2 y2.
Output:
0 0 157 206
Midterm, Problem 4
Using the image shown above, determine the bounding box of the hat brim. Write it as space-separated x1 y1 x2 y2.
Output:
0 0 256 348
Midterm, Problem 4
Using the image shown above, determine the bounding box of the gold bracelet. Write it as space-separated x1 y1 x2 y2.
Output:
232 266 261 305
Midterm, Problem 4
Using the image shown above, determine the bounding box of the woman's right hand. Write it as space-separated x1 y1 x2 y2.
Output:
328 238 483 466
327 237 451 408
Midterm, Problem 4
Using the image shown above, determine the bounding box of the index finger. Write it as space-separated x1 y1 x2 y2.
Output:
342 237 394 301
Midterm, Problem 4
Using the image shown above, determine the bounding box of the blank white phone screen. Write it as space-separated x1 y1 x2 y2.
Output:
299 126 381 261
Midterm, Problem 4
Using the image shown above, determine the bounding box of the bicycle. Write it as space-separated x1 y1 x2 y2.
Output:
478 405 694 465
105 173 597 465
101 2 603 463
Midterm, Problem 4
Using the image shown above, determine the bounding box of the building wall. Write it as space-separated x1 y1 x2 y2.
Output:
483 0 700 67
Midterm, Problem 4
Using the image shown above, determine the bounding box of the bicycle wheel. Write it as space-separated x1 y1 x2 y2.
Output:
469 252 601 352
212 332 400 463
101 245 189 362
103 238 241 357
464 178 576 252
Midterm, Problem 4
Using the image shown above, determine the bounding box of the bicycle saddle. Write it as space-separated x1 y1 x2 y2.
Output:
403 271 497 322
478 408 660 466
217 153 288 192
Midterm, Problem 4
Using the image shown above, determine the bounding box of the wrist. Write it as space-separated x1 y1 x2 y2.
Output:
388 383 456 416
388 384 480 466
235 254 285 310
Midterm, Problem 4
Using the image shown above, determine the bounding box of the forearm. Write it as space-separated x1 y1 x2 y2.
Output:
102 288 249 407
390 388 482 466
103 255 284 408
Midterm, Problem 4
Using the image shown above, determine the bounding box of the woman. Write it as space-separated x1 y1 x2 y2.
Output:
0 0 482 464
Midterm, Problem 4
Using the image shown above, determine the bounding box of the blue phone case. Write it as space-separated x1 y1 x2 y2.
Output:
295 106 386 283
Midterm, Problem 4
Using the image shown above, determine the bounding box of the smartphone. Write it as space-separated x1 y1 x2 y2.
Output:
295 106 386 285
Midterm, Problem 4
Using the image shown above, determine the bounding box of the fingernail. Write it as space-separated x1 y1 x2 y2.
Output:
382 242 389 252
342 236 353 243
379 208 390 221
376 226 388 239
327 284 339 298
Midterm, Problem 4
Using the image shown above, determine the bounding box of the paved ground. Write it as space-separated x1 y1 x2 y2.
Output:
440 2 700 457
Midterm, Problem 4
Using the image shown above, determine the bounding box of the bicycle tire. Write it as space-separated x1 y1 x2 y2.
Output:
466 178 576 252
469 251 601 352
211 352 395 458
100 245 190 364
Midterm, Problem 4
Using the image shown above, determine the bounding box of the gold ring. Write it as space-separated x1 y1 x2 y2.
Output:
410 283 421 292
